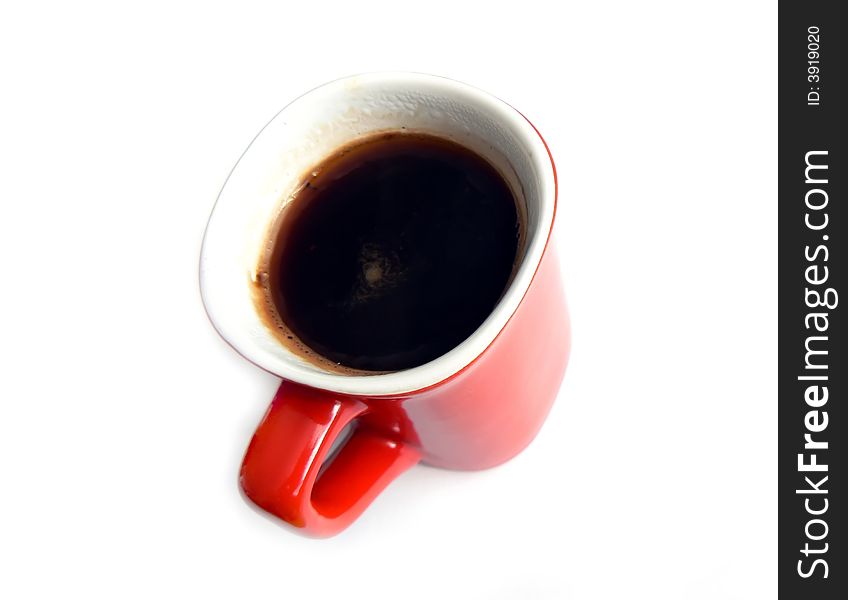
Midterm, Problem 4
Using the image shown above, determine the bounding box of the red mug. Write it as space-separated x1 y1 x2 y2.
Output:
200 73 569 536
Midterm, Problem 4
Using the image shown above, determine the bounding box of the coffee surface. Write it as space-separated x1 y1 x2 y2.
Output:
262 133 521 372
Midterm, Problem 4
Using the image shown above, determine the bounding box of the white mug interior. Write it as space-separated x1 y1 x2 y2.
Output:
200 72 555 395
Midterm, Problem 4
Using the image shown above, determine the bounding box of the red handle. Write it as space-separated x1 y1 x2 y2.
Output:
239 380 420 537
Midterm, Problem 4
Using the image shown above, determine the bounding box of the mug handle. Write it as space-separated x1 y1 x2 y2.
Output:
240 380 420 537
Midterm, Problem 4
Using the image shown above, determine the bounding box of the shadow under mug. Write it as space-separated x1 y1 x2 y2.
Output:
200 72 569 537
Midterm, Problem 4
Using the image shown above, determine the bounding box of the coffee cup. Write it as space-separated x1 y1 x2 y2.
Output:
200 72 569 536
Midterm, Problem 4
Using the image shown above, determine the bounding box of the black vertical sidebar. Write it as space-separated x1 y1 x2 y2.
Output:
779 3 846 598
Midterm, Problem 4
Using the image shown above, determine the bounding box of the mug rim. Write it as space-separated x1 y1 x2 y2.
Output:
200 72 557 396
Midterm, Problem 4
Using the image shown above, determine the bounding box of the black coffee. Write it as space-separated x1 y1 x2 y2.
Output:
259 132 521 372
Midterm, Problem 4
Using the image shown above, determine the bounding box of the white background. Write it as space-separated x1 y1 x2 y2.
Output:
0 1 776 598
